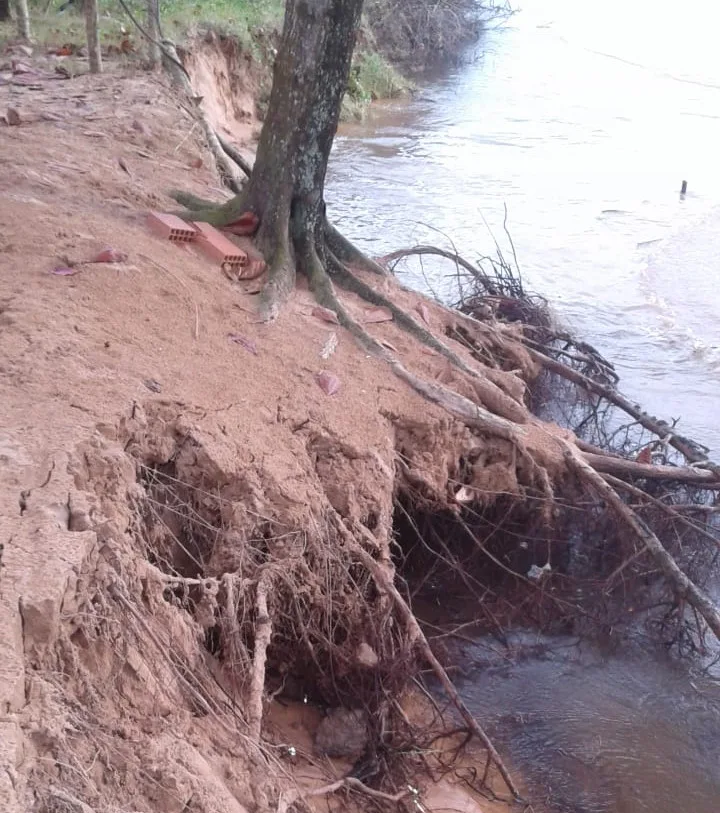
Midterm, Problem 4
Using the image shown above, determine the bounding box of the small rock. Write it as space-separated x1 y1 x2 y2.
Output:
356 642 379 669
5 108 21 126
314 708 368 759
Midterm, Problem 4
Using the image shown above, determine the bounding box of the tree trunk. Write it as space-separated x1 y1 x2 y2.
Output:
190 0 364 318
0 0 11 23
85 0 102 74
146 0 161 69
13 0 30 40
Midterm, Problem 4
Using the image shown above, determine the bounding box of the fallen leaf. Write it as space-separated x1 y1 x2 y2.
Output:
131 119 150 135
54 45 75 57
315 370 341 396
363 306 393 324
117 157 131 175
5 107 20 126
143 378 162 393
635 447 653 464
380 339 400 353
228 333 258 355
455 486 475 504
90 248 128 264
415 302 432 325
320 332 338 360
221 211 259 236
190 157 203 169
312 306 339 325
51 266 79 276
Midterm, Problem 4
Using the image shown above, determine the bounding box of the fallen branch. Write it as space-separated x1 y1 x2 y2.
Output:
526 345 712 465
583 452 720 486
566 451 720 641
354 547 521 800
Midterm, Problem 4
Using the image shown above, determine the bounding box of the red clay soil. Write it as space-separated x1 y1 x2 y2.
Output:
0 44 540 813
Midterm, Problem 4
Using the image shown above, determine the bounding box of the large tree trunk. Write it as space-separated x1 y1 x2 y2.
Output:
186 0 364 318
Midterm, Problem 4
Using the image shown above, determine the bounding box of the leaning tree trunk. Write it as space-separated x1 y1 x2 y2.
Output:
13 0 30 39
145 0 161 69
182 0 364 319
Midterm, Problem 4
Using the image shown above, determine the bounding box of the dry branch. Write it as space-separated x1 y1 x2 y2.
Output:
566 451 720 641
248 570 273 742
354 547 521 800
526 345 712 465
583 453 720 486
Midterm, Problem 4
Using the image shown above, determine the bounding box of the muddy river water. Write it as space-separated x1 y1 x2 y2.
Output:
326 0 720 808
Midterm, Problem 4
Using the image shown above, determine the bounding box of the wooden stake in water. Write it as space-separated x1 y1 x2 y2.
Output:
680 180 688 196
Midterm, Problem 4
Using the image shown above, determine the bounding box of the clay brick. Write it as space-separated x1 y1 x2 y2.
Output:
192 221 248 273
228 235 267 280
147 212 198 243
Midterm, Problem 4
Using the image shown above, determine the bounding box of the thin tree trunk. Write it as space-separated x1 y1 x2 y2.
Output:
13 0 30 40
0 0 11 24
85 0 102 74
146 0 161 69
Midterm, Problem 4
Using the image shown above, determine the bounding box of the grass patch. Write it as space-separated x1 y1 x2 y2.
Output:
14 0 284 51
343 51 412 120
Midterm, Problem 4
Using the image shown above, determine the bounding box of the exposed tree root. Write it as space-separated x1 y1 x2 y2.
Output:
248 569 273 743
354 546 521 800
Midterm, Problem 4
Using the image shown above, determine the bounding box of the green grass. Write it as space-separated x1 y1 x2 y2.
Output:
12 0 284 51
344 51 412 120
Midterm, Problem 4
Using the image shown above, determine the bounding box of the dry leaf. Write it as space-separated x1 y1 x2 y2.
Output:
320 332 338 360
363 306 393 324
380 339 400 354
315 371 340 396
222 211 259 236
90 248 128 264
190 157 203 169
5 107 20 126
455 486 475 504
228 333 258 355
415 302 432 325
312 306 339 325
117 157 131 175
51 266 79 276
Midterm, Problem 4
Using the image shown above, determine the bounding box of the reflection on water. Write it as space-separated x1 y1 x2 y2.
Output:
326 0 720 452
458 636 720 813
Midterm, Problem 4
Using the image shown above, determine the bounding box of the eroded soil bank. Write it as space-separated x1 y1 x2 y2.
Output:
0 47 533 812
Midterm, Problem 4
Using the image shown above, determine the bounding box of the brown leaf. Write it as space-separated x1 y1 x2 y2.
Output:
5 107 20 126
312 306 340 325
415 302 432 325
190 157 203 169
131 119 150 136
315 371 341 396
117 157 131 176
363 306 393 324
221 211 259 236
51 266 79 276
90 248 128 264
228 333 258 355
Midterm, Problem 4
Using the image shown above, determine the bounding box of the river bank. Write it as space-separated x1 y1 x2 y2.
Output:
3 9 720 813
